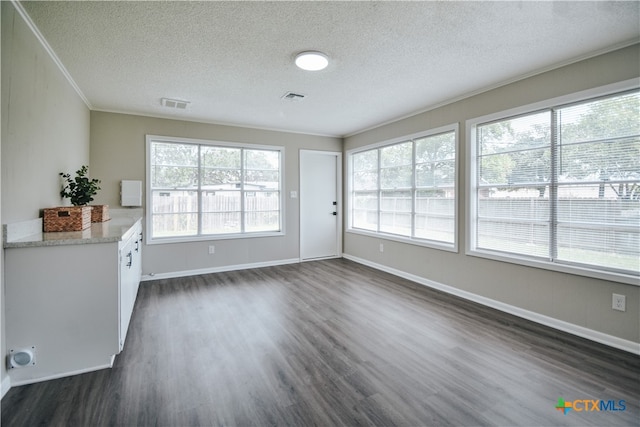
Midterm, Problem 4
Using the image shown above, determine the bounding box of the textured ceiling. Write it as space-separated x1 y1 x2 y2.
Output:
20 1 640 137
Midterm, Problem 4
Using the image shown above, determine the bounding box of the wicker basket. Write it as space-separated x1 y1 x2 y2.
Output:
43 206 92 232
91 205 110 223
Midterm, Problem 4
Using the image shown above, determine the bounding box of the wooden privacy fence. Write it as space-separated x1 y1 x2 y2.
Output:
152 192 280 235
356 196 639 256
478 198 639 256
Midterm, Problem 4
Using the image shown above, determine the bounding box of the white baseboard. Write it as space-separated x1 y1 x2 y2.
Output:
141 258 301 281
8 363 113 388
1 375 10 399
343 254 640 356
300 255 342 263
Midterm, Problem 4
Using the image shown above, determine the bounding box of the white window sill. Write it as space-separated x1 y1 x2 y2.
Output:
147 231 285 245
346 228 458 253
466 248 639 286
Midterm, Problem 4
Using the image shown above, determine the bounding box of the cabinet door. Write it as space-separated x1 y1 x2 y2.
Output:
119 236 136 350
132 225 143 295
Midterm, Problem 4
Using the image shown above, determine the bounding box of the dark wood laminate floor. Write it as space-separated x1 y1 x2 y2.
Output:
2 258 639 427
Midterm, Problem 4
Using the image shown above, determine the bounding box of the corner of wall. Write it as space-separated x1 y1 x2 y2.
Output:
1 0 9 400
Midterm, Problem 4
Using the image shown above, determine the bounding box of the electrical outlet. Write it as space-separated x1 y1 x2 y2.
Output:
379 243 384 253
208 245 215 255
612 294 626 312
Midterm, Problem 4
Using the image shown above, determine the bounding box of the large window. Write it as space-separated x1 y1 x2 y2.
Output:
147 136 283 243
469 89 639 280
348 125 457 250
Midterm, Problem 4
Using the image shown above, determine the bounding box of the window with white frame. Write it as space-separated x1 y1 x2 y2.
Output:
147 136 283 242
469 89 639 279
348 126 457 249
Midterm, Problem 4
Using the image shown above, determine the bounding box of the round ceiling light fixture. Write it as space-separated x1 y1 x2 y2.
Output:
295 51 329 71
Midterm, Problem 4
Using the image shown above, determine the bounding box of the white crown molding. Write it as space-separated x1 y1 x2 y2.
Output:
11 0 92 109
343 253 640 356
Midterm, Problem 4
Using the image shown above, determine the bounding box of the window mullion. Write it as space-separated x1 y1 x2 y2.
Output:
240 149 245 233
377 148 381 233
475 127 481 250
411 140 417 238
550 110 558 262
197 144 203 236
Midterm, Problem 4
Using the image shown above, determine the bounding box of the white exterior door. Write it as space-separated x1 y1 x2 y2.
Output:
300 150 342 260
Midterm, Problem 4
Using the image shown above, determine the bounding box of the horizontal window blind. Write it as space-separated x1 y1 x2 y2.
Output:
474 90 639 275
350 128 457 247
555 92 639 272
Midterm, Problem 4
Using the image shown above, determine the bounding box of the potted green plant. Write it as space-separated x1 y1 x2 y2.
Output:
59 165 101 206
61 165 110 224
43 165 106 232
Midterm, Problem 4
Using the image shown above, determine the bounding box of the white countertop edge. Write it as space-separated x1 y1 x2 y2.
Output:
4 215 142 249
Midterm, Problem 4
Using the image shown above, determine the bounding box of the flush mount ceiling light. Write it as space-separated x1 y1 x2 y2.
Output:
295 51 329 71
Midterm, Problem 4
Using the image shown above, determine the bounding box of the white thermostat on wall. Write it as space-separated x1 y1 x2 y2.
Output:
121 180 142 207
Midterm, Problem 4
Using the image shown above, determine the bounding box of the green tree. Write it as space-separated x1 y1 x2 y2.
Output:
559 92 640 199
478 92 639 199
507 122 551 197
201 146 241 188
151 142 198 188
415 132 456 194
477 119 521 192
151 143 281 190
380 142 412 189
244 150 280 189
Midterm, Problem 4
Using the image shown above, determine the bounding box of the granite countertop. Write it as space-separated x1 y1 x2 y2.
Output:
3 209 143 249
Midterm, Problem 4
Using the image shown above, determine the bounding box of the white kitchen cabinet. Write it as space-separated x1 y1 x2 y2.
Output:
119 221 143 351
3 216 142 385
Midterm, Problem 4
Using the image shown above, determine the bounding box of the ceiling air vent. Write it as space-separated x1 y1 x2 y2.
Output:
281 92 306 101
161 98 190 109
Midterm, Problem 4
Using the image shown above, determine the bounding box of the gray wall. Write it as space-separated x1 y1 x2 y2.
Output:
344 44 640 344
1 0 637 395
89 111 342 276
1 4 90 224
1 1 91 391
